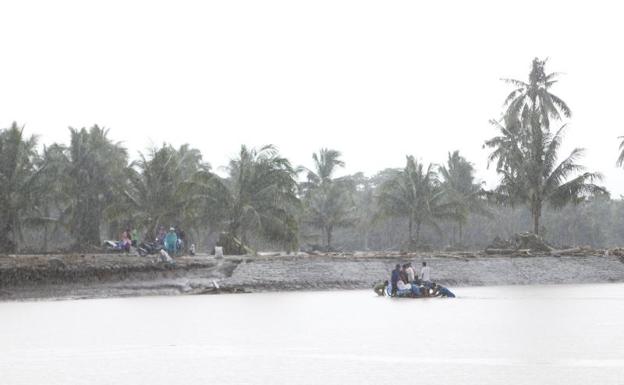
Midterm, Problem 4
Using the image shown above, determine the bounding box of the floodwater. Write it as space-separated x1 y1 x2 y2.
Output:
1 284 624 385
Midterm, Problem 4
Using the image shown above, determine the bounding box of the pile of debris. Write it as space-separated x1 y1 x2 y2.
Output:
485 233 553 256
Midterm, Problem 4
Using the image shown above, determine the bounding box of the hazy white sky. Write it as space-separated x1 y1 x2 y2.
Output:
1 1 623 194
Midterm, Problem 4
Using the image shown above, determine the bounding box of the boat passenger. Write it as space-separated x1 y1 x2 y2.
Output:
420 261 432 288
400 264 409 284
396 279 421 297
373 280 388 296
390 264 401 296
406 262 416 283
432 283 455 298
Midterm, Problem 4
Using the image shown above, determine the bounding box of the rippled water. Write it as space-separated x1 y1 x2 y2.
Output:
1 284 624 385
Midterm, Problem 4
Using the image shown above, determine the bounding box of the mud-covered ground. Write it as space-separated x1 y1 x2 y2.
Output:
2 252 624 301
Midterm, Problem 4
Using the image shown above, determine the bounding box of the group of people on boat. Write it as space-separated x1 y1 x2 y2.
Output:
374 261 455 298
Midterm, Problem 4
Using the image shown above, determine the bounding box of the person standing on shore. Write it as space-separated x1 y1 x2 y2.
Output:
164 227 178 255
131 228 139 248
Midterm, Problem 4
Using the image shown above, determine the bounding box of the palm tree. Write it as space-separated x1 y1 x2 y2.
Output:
121 144 222 241
30 143 72 251
351 172 377 250
0 123 42 252
54 126 129 249
502 57 571 130
616 136 624 167
377 156 451 247
439 151 489 245
223 145 300 252
301 149 355 251
486 124 607 235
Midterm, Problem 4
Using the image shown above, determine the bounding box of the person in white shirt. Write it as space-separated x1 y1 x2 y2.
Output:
396 279 421 297
405 263 416 283
420 261 432 287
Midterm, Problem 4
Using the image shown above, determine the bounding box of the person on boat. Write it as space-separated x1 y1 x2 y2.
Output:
405 262 416 283
432 283 455 298
400 264 409 284
420 261 432 288
396 279 421 297
390 264 401 296
373 280 388 296
164 227 178 255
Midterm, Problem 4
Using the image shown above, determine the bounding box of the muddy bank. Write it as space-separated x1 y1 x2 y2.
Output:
2 253 624 301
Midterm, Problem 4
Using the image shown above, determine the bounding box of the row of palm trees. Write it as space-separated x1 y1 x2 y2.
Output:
0 125 488 253
0 58 612 253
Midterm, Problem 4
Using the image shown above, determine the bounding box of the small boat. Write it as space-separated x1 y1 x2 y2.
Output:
374 282 455 298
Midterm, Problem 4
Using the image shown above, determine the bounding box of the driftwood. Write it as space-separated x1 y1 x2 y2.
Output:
484 248 515 255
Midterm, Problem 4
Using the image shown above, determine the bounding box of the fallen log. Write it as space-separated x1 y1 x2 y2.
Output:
484 248 516 255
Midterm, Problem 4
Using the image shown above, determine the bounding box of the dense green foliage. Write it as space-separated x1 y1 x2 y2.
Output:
0 123 41 252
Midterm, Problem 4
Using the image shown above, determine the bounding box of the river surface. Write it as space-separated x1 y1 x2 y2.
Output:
1 284 624 385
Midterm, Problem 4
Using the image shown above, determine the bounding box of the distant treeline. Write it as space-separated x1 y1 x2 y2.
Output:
1 58 622 253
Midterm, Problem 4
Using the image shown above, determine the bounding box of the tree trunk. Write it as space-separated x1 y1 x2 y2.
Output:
43 223 49 253
326 226 333 251
416 221 421 244
532 203 541 235
408 217 413 241
459 221 463 244
452 225 457 246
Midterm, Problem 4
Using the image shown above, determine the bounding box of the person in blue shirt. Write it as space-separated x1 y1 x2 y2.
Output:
432 283 455 298
164 227 178 255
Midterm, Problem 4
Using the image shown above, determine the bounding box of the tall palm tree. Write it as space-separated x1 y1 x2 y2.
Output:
0 123 42 252
377 156 451 246
439 151 489 245
53 126 129 249
301 149 355 251
486 124 607 234
616 136 624 167
223 145 300 252
502 57 571 130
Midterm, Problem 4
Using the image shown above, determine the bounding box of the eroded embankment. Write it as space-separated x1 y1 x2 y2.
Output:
2 253 624 301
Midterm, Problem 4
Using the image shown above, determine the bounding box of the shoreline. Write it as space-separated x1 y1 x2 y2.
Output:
2 252 624 301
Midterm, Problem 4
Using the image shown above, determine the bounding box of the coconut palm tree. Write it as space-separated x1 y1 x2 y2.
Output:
121 144 222 241
502 57 571 130
377 156 452 247
439 151 489 245
486 124 607 235
301 149 355 251
53 126 129 248
616 136 624 167
223 145 300 252
0 123 42 252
